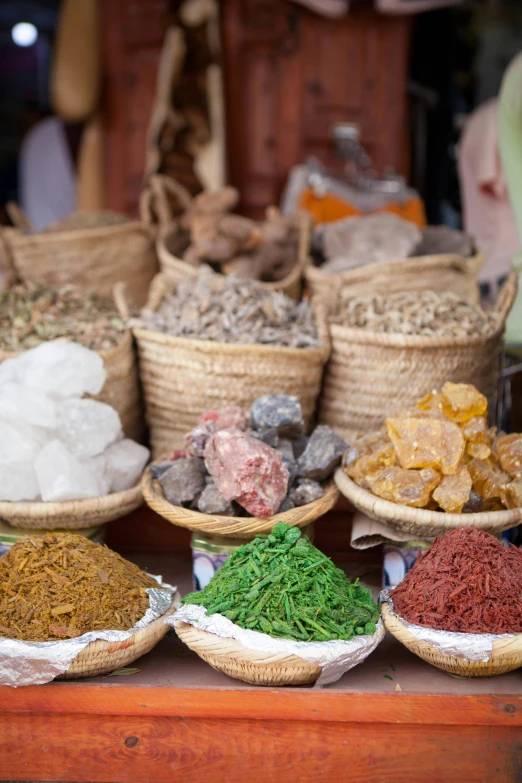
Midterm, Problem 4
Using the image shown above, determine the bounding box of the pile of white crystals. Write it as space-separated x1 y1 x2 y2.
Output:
0 341 150 502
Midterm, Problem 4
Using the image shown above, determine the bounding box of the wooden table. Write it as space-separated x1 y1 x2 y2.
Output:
1 519 522 782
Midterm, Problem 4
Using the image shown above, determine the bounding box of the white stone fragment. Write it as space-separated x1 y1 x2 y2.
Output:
35 440 102 501
57 399 123 458
0 463 40 501
0 341 107 399
104 439 150 492
0 383 57 429
81 453 111 496
0 420 50 465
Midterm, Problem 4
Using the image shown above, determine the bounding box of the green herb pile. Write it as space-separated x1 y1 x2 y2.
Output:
182 523 380 641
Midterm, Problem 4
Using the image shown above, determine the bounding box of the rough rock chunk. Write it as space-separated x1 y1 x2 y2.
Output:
468 459 509 500
386 416 464 476
278 496 295 513
0 383 57 429
57 398 123 458
498 433 522 479
204 430 289 517
250 427 279 448
282 456 298 487
185 421 217 457
200 406 249 432
0 463 39 501
35 440 102 501
441 382 487 424
368 466 440 508
150 461 174 479
501 479 522 510
197 481 236 515
297 425 347 481
251 394 304 438
432 468 472 513
292 435 309 459
290 479 325 507
159 458 206 506
104 439 150 492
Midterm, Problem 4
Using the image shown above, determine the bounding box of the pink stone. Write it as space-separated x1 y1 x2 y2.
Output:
204 430 289 517
200 406 248 432
169 449 187 461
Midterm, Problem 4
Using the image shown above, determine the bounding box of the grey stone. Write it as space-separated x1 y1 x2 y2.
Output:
290 478 325 506
292 435 309 459
197 481 236 515
251 394 304 438
277 439 295 460
297 425 347 481
282 455 298 488
278 496 296 513
150 461 174 479
250 427 279 448
159 458 206 506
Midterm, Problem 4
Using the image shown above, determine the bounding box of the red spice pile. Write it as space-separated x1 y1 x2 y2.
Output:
390 528 522 634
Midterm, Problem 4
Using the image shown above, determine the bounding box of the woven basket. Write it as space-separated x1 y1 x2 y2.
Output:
382 603 522 677
305 252 483 307
175 621 321 685
0 482 143 531
334 469 522 537
132 274 330 456
319 273 517 443
142 464 339 538
2 206 158 308
144 175 308 301
58 599 179 680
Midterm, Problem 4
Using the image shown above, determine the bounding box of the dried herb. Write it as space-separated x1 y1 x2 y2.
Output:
0 533 158 641
0 283 126 352
390 528 522 634
140 269 320 349
182 522 379 641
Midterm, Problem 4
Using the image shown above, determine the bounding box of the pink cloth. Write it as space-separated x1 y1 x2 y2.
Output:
458 98 518 286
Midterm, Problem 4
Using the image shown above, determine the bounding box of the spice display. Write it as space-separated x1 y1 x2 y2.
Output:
42 210 130 233
176 188 302 283
0 519 105 557
0 533 158 641
0 341 149 501
344 382 522 512
0 283 126 352
389 528 522 634
155 395 345 517
331 290 498 338
182 522 379 641
140 269 319 348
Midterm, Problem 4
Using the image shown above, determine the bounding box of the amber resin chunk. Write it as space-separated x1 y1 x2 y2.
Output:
461 416 487 443
344 443 396 488
386 416 465 475
368 466 440 508
498 434 522 479
501 480 522 509
441 382 487 423
432 468 472 513
468 458 510 500
467 442 492 460
416 391 444 413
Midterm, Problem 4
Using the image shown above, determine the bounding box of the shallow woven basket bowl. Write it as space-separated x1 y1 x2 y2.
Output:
305 252 483 308
58 599 179 680
319 273 517 443
381 603 522 677
0 482 143 531
175 621 321 685
334 469 522 537
132 273 330 457
142 463 339 538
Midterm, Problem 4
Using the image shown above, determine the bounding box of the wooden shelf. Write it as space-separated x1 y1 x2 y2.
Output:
2 548 522 782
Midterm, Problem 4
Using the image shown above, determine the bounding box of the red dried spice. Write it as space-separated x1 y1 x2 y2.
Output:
390 528 522 634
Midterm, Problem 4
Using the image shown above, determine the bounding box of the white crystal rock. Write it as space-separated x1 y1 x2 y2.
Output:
0 383 57 429
57 399 123 458
81 453 111 496
0 341 107 399
104 439 150 492
35 440 102 501
0 463 40 501
0 420 50 465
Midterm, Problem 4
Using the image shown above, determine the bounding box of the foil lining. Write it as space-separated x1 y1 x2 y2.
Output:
170 604 384 686
0 576 179 687
380 590 516 663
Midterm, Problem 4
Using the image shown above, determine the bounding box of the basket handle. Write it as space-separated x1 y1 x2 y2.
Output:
140 175 192 228
494 272 518 323
0 230 18 285
6 202 36 234
113 282 130 321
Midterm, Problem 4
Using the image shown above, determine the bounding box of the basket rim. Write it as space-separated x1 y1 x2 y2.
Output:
142 459 340 537
334 468 522 533
0 327 133 363
6 220 152 245
327 320 505 349
0 481 143 521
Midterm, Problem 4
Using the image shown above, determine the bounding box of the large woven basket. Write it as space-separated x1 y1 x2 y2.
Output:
319 273 517 443
143 175 308 301
132 274 330 456
305 252 483 307
175 621 321 685
0 482 143 531
382 603 522 677
58 599 179 680
334 469 522 537
142 464 339 538
2 206 158 308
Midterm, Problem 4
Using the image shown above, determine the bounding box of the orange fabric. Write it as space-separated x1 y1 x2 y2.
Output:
298 187 426 227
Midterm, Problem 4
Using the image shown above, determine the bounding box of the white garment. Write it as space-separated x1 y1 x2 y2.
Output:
19 117 76 231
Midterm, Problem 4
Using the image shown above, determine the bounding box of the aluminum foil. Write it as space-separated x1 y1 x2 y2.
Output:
0 576 179 687
380 590 516 663
170 604 384 686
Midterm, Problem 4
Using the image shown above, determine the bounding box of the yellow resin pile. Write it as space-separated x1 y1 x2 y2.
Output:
344 382 522 513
